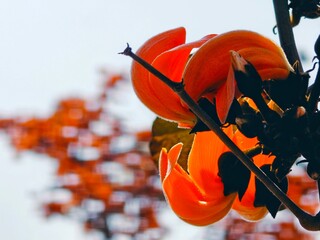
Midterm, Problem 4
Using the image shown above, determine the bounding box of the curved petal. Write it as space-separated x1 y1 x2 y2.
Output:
160 143 236 226
238 47 292 80
183 30 292 102
152 34 217 83
187 127 234 197
215 65 236 123
149 34 218 124
232 194 268 221
131 27 190 123
231 130 274 221
232 162 268 221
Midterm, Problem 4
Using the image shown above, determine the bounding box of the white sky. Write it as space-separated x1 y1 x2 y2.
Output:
0 0 319 239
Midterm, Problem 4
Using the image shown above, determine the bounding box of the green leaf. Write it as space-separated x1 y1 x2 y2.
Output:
149 117 194 171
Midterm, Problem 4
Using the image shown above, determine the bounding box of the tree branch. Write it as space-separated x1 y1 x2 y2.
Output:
273 0 303 72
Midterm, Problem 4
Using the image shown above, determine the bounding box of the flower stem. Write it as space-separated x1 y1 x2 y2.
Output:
272 0 303 72
308 34 320 112
120 45 320 231
308 63 320 112
273 0 320 209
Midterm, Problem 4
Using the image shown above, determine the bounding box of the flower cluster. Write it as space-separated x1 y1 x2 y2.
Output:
130 27 295 225
131 27 291 126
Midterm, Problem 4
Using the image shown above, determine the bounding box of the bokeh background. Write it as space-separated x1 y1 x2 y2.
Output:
0 0 319 239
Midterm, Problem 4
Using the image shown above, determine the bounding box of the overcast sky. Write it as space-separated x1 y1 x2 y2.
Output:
0 1 319 239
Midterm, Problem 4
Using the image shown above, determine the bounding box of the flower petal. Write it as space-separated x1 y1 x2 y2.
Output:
183 30 291 102
231 131 274 221
152 34 217 83
215 65 236 123
238 47 292 80
232 164 268 221
160 142 236 226
131 27 191 123
188 127 234 196
149 34 217 124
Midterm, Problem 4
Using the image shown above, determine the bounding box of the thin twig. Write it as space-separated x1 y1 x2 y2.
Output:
120 45 320 230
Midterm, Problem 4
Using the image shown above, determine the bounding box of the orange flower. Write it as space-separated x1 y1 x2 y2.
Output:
131 27 216 127
159 127 236 225
231 130 274 221
131 27 292 126
159 128 280 225
131 27 292 225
